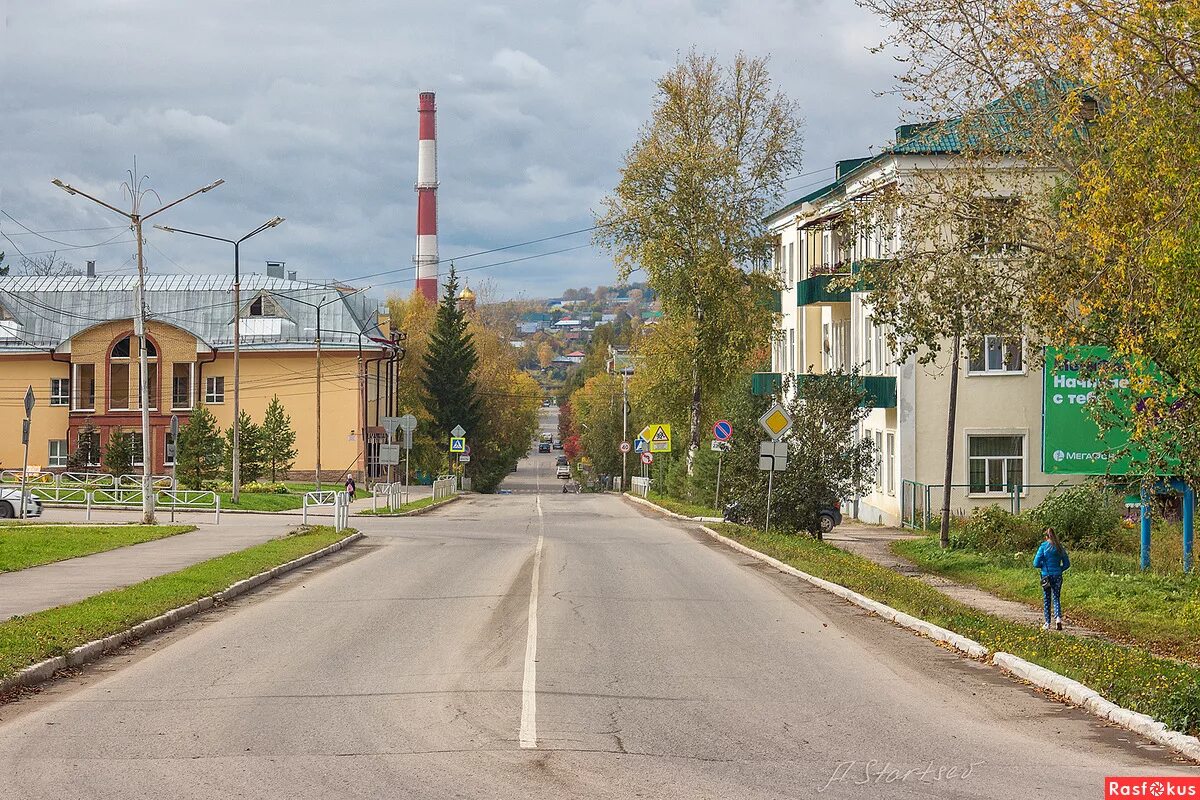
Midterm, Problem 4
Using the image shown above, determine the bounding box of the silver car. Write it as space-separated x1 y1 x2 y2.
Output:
0 488 42 519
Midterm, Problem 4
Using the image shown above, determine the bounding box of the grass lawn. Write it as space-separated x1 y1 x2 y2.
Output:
894 535 1200 664
0 526 351 684
216 492 305 512
358 495 454 516
642 492 721 519
0 525 195 573
710 522 1200 735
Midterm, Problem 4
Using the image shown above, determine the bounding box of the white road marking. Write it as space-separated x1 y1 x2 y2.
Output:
520 494 545 749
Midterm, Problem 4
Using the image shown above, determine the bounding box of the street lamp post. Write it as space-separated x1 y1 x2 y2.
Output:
155 218 285 504
52 172 224 524
286 288 366 491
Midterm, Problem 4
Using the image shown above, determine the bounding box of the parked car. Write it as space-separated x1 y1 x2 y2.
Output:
723 501 841 536
538 442 552 453
0 488 41 519
556 464 571 479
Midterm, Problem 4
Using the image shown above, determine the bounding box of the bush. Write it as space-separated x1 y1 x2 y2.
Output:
1028 482 1126 551
954 505 1042 552
211 481 288 495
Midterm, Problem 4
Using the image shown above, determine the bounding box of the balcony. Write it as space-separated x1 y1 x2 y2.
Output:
797 274 852 306
791 373 897 408
751 372 783 397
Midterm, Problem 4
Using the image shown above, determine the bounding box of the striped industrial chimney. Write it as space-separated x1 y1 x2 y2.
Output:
414 91 439 301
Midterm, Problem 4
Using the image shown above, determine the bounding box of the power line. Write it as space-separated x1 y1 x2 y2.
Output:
374 243 595 289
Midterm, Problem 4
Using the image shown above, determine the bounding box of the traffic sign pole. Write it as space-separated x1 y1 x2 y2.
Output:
765 467 775 534
19 386 33 520
714 448 724 512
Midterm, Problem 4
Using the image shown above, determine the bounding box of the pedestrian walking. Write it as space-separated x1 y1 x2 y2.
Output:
1034 526 1070 630
344 475 356 503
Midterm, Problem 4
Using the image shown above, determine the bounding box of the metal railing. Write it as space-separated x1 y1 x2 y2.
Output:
156 489 220 523
631 476 652 498
302 491 349 531
1 470 175 493
432 477 457 501
900 479 1082 529
371 482 409 511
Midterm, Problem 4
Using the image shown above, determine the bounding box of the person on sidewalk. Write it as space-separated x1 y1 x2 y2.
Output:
1034 527 1070 631
344 476 356 503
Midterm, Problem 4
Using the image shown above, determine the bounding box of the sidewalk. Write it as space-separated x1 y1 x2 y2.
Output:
824 524 1106 637
0 513 298 620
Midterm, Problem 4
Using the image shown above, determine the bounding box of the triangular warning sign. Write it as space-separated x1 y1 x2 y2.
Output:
652 426 669 442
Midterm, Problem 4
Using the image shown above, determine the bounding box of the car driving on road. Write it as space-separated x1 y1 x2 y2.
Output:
556 464 571 479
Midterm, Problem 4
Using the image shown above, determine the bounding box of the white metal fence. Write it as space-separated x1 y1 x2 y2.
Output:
432 476 457 501
1 470 176 494
371 482 409 511
302 491 349 531
631 476 652 498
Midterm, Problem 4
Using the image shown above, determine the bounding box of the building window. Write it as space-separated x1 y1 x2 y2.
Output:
886 432 896 496
969 336 1023 374
172 363 194 410
110 362 131 410
77 428 101 467
968 434 1025 495
788 328 795 374
244 293 283 318
141 363 159 410
48 440 68 468
967 197 1023 255
206 376 225 404
787 242 794 286
73 364 96 411
875 430 884 491
130 431 145 467
50 378 70 406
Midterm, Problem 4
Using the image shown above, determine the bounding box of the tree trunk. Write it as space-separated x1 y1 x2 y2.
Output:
687 361 701 476
939 334 962 549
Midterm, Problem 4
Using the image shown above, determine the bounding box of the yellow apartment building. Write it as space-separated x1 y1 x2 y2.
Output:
0 273 402 482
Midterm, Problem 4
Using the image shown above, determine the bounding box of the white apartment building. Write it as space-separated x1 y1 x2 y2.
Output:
763 128 1068 527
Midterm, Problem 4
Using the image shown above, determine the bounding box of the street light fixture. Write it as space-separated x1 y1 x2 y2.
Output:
155 217 285 504
52 171 224 524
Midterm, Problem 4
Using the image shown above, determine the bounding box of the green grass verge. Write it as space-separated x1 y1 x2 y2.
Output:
0 525 195 573
643 492 721 518
894 536 1200 664
0 526 351 684
357 495 454 516
710 522 1200 735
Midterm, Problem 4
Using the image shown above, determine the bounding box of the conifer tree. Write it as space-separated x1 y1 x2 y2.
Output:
260 394 297 482
421 265 482 444
101 430 135 477
224 410 265 484
176 406 225 489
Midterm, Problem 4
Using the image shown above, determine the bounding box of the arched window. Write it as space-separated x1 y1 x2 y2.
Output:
109 335 157 411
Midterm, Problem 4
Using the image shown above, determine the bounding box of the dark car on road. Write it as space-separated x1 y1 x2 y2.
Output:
723 501 842 536
538 442 552 453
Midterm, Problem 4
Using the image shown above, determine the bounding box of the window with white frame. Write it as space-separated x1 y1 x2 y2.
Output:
969 336 1024 374
968 434 1025 494
874 430 884 491
788 328 795 374
131 431 145 467
205 376 225 404
48 440 68 468
50 378 69 406
886 432 896 496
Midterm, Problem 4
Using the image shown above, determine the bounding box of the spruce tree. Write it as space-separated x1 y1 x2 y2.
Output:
421 265 482 443
260 394 298 482
176 406 225 489
223 410 265 484
101 430 135 477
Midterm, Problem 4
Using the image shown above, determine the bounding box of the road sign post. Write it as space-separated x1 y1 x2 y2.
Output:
19 386 33 520
710 439 730 511
169 414 179 522
758 404 793 440
758 440 788 533
640 424 672 453
398 414 417 502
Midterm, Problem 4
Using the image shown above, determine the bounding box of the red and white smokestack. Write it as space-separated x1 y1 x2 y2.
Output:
414 91 439 301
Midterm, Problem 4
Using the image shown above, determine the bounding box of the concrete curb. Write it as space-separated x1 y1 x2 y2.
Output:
0 531 364 698
991 652 1200 762
626 493 1200 764
622 492 723 523
352 494 461 518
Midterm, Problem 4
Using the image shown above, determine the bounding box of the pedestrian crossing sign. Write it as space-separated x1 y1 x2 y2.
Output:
449 436 466 453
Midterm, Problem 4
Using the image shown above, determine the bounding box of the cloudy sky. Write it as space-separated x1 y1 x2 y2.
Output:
1 0 902 300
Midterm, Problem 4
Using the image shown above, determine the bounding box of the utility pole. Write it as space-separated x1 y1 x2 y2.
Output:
155 217 285 504
53 170 224 524
621 368 629 492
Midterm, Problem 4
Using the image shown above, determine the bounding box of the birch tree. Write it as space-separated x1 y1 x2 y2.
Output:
598 51 802 473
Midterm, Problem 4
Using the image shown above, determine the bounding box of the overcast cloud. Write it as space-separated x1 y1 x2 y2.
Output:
1 0 902 300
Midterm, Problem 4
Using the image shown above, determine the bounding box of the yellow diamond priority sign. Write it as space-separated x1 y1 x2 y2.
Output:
758 404 792 440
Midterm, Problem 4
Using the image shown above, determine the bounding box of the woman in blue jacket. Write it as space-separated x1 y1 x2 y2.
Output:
1033 527 1070 630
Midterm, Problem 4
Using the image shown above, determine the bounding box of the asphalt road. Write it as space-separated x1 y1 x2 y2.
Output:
0 436 1193 798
